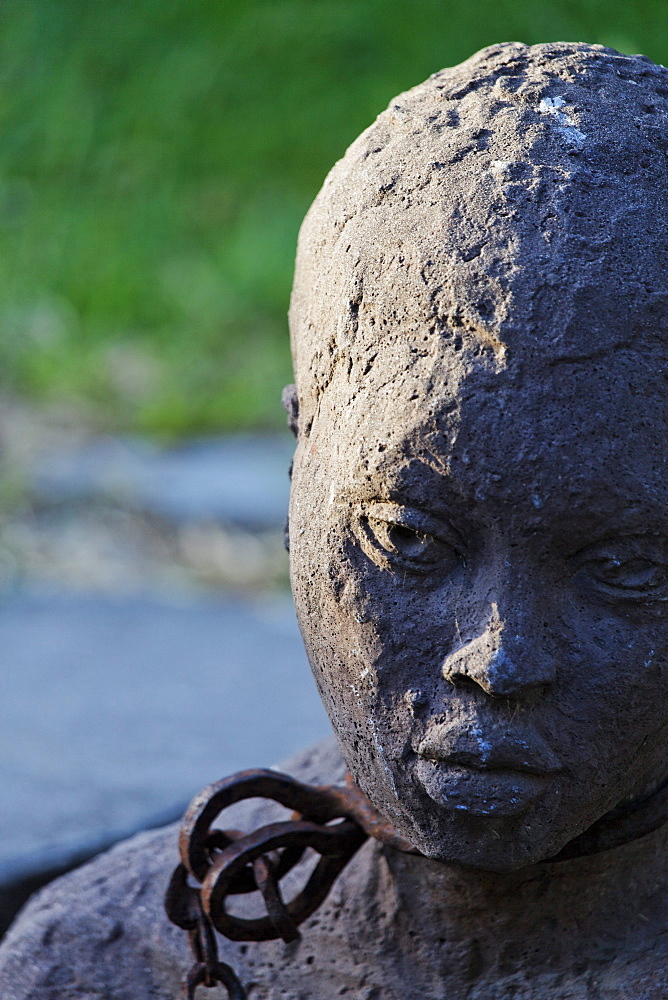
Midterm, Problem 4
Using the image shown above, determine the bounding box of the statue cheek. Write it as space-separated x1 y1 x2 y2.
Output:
557 618 668 729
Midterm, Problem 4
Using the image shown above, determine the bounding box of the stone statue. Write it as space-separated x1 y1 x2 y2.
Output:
2 40 668 999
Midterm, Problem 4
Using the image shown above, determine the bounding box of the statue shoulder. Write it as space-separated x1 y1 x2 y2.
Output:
0 738 347 1000
0 822 190 999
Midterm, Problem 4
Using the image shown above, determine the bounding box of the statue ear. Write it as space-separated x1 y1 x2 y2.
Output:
281 385 299 552
281 384 299 439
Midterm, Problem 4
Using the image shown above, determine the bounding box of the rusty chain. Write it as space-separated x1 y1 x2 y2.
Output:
165 860 247 999
164 767 416 998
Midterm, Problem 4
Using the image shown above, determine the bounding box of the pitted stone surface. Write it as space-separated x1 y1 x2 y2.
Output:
291 40 668 437
289 39 668 866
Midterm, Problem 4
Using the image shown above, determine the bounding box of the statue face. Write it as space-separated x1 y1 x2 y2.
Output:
289 282 668 872
287 39 668 871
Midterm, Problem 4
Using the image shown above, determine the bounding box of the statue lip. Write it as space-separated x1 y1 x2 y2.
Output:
414 758 554 818
416 729 562 777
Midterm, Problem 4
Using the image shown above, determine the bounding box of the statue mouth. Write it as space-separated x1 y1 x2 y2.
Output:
416 723 562 777
414 757 556 818
412 724 562 816
417 745 561 777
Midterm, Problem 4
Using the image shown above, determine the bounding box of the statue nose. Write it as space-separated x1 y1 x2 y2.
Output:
442 627 556 699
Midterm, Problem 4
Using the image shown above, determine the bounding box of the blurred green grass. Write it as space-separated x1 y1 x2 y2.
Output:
0 0 665 435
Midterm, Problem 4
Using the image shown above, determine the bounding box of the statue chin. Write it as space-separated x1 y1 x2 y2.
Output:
343 754 562 873
345 739 668 873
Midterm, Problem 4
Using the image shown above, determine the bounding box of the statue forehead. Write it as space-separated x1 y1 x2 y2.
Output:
290 42 668 421
306 346 666 514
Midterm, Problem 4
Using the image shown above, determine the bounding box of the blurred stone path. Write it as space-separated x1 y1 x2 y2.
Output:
0 588 330 932
0 423 296 593
0 414 331 933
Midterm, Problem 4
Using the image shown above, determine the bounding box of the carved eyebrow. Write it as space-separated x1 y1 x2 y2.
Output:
555 499 668 548
335 453 477 527
388 462 475 518
336 471 470 520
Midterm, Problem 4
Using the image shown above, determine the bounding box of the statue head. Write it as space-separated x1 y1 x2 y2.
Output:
287 42 668 872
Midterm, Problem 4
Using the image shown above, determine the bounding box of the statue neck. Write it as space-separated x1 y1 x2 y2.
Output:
378 823 668 989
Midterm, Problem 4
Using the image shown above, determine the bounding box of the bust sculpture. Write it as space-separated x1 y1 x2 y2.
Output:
1 40 667 999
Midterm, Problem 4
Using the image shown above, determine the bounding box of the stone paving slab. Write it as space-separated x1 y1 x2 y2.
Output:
0 588 330 927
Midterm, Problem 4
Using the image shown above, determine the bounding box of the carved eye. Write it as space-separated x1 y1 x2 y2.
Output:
356 502 463 576
575 538 668 603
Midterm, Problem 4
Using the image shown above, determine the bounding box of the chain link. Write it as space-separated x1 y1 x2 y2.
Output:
164 768 417 995
165 861 247 999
